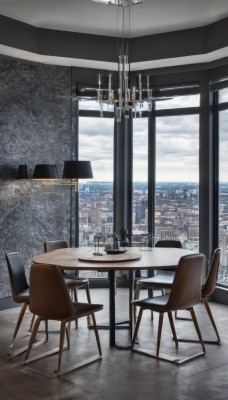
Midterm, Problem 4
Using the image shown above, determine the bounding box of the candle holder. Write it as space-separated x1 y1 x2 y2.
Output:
93 233 105 256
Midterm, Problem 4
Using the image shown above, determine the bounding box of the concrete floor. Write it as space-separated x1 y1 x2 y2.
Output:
0 288 228 400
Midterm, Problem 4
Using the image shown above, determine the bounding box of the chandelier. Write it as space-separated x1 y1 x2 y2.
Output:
85 0 165 121
93 1 143 6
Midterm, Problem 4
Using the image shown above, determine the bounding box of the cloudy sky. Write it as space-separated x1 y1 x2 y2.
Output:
78 93 228 183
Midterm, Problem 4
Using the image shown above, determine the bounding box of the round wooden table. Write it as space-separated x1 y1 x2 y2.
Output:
33 246 192 347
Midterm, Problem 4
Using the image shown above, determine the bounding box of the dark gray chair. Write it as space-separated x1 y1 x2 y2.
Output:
134 240 182 319
24 263 103 376
6 252 47 357
132 253 206 364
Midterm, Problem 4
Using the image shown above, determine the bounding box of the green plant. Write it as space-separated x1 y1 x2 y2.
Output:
119 225 128 237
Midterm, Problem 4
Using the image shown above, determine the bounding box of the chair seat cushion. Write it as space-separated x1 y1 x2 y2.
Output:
73 302 103 318
14 288 30 303
132 295 170 312
138 271 175 289
64 276 89 289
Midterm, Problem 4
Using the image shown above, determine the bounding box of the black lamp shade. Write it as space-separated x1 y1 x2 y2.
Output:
32 164 59 180
62 161 93 179
16 164 28 180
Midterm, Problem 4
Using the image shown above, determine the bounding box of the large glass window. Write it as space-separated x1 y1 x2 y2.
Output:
218 107 228 286
78 111 114 278
219 88 228 104
155 113 199 250
133 118 148 237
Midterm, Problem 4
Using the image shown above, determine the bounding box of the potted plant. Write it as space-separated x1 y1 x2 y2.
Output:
119 225 129 247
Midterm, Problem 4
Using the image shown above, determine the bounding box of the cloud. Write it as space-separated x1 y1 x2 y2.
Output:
79 117 114 180
79 108 200 182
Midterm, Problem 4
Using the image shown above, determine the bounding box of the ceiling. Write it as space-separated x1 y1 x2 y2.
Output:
1 0 228 71
0 0 228 37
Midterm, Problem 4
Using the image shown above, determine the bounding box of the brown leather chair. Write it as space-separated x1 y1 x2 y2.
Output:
132 253 206 364
5 252 47 357
136 247 221 343
134 240 182 319
24 263 103 376
44 240 92 326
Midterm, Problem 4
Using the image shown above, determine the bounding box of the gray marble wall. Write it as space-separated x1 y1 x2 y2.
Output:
0 55 73 299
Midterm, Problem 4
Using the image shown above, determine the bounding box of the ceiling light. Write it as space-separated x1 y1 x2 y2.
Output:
87 0 168 121
92 0 144 6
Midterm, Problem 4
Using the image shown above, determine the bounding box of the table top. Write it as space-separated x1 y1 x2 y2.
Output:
32 247 192 272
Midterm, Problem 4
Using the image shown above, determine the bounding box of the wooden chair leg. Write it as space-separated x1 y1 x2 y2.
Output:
156 313 164 356
148 288 154 320
12 303 27 343
202 298 221 344
167 311 178 348
56 321 67 374
134 283 141 322
86 285 92 303
91 313 102 355
24 316 41 361
132 308 143 348
71 289 78 329
29 314 36 332
189 307 205 354
66 322 71 348
8 303 28 356
86 285 93 326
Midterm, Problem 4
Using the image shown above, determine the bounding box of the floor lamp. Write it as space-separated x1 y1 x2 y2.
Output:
62 161 93 248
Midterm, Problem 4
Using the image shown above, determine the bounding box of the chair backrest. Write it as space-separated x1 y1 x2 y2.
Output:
5 252 29 301
155 240 182 271
202 248 221 298
167 253 206 311
155 240 182 248
29 263 74 320
44 240 69 253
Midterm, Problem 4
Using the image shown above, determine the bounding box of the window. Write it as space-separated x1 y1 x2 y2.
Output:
156 94 200 110
219 88 228 104
218 108 228 286
133 118 148 236
78 109 114 278
155 113 199 250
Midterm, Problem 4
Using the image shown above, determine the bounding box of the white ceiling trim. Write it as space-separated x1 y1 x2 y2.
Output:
132 47 228 70
1 44 228 71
